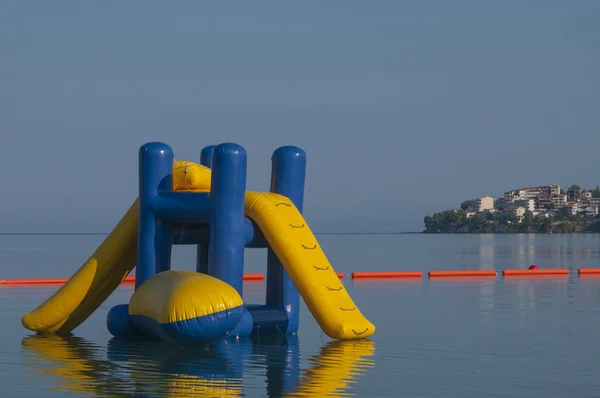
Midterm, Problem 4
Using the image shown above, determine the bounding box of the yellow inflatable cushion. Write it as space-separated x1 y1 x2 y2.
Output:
173 161 212 192
129 270 243 324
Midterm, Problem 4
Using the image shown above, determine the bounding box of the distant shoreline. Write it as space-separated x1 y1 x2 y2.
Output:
424 184 600 234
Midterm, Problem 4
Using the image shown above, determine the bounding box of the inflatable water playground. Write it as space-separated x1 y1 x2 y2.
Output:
21 142 375 344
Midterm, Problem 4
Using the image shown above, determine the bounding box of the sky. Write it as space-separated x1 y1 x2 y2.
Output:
1 1 599 233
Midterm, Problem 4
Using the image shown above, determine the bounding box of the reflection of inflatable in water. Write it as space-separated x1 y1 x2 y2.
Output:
22 142 375 344
21 334 375 397
287 340 375 397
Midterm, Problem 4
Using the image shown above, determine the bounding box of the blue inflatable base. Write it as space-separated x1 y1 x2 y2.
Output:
107 302 298 343
106 304 143 338
130 305 244 345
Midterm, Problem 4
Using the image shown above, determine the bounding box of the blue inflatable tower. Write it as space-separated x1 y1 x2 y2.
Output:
107 142 307 341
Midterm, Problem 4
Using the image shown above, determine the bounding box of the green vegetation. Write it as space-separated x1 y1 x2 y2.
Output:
460 200 474 211
424 184 600 233
423 209 600 233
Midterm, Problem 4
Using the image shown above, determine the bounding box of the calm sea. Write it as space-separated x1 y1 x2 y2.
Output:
2 233 600 397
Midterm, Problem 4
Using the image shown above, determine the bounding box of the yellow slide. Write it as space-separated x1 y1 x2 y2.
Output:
245 192 375 340
21 161 211 335
21 199 139 334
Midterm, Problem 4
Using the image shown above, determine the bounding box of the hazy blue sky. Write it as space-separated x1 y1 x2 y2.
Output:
1 1 599 233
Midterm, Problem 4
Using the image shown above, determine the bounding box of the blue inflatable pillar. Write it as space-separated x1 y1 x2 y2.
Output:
201 145 216 168
208 143 247 295
137 142 174 289
196 145 215 274
154 221 173 274
266 146 306 334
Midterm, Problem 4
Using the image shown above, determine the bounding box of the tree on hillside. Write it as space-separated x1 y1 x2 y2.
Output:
469 213 487 232
522 210 535 226
423 209 467 233
591 186 600 198
460 200 474 211
499 213 519 224
423 215 434 231
568 184 581 191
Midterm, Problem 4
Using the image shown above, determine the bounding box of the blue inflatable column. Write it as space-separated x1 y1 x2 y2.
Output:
154 222 173 274
208 143 247 295
200 144 215 168
137 142 174 289
266 146 307 334
196 145 215 274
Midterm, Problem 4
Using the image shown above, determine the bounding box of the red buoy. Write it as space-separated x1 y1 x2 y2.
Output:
529 264 538 270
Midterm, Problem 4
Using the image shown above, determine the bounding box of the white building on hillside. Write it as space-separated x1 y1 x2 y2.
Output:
537 194 567 209
469 196 495 212
583 205 598 217
511 199 535 212
552 194 567 207
501 206 526 221
589 198 600 206
504 185 560 200
564 203 579 216
496 198 535 212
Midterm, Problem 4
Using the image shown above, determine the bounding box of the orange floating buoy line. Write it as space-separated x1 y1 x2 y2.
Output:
578 268 600 275
0 273 266 286
0 273 343 286
428 270 496 278
352 267 582 280
8 268 600 286
351 271 422 279
502 269 569 276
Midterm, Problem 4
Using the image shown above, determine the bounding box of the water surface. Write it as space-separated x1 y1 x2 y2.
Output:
2 233 600 397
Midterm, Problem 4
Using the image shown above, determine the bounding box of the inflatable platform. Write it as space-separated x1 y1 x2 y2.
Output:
21 142 375 344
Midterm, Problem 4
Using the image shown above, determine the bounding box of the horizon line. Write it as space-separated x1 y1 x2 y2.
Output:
0 231 422 236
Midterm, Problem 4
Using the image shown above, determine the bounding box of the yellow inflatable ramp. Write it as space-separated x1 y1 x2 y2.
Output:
21 199 138 334
245 192 375 340
21 161 211 335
